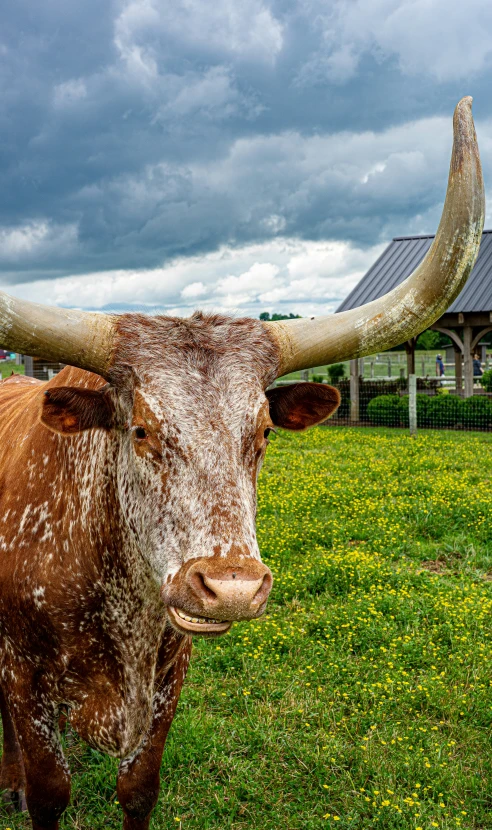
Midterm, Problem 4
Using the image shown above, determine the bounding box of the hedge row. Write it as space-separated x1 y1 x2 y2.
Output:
367 393 492 428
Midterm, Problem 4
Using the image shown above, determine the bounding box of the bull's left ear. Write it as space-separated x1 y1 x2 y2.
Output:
40 386 115 435
266 382 341 431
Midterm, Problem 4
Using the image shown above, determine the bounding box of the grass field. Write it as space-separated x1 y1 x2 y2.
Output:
0 361 24 380
2 428 492 829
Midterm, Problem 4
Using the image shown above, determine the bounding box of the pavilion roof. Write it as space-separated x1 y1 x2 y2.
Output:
336 230 492 315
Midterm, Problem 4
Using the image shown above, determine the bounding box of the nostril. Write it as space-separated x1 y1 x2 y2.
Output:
253 572 273 606
189 571 217 602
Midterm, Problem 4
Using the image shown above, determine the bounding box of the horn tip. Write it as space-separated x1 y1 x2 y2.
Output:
454 96 474 124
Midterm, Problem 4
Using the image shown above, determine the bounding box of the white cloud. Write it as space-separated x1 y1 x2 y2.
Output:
0 221 78 264
53 79 87 108
114 0 283 70
298 0 492 84
7 237 384 318
215 262 279 296
181 281 207 298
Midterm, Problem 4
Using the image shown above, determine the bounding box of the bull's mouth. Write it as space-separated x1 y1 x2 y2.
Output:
167 605 232 636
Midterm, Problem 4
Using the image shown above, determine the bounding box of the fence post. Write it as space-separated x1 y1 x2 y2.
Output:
421 358 425 377
300 369 309 382
387 357 392 378
409 373 417 436
350 358 359 422
370 361 374 378
24 355 34 377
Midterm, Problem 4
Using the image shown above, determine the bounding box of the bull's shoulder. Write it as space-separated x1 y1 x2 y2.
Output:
0 373 42 388
0 373 45 414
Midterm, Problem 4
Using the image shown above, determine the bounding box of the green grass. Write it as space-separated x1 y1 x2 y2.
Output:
2 428 492 829
0 361 24 379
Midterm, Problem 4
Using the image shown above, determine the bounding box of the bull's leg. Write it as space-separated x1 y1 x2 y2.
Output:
117 639 192 830
0 684 27 811
7 691 70 830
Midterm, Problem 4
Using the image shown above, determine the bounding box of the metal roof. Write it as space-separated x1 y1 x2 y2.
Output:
336 230 492 315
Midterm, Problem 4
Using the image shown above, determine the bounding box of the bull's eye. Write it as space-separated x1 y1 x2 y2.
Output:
134 426 147 440
264 428 271 439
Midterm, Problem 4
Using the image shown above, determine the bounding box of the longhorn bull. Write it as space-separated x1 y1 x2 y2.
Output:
0 98 484 830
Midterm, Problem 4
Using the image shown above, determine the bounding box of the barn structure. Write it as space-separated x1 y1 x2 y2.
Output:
336 229 492 399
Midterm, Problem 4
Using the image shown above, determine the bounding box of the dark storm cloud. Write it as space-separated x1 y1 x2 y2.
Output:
1 0 492 286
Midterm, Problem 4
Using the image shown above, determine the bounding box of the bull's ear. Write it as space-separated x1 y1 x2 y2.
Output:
40 386 115 435
266 382 340 431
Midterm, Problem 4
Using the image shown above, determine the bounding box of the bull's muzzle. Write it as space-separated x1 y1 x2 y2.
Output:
163 556 273 636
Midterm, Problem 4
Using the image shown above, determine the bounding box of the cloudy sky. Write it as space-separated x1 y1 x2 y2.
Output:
2 0 492 317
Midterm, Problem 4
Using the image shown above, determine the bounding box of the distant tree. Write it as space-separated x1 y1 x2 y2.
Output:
416 330 450 350
327 363 346 381
259 312 302 321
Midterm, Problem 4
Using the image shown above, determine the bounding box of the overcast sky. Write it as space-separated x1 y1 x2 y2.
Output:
2 0 492 317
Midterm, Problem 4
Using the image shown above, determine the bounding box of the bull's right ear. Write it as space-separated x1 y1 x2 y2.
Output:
266 382 341 430
40 386 115 435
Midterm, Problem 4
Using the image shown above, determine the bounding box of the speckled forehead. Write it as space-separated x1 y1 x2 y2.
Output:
137 364 268 438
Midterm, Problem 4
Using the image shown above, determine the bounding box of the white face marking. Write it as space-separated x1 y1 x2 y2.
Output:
109 327 274 587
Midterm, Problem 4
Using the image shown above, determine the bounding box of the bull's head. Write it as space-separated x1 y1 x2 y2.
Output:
0 98 485 636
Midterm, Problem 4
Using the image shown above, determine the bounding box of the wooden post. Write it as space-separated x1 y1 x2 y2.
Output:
300 369 309 382
370 361 374 378
405 338 416 377
463 326 473 398
350 358 359 423
454 347 463 392
359 357 365 378
421 358 425 377
387 357 392 378
409 374 417 436
24 355 33 377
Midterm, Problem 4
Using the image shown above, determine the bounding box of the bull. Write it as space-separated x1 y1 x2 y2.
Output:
0 98 484 830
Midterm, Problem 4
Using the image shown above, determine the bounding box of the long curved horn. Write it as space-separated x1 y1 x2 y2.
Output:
0 293 116 378
264 97 485 377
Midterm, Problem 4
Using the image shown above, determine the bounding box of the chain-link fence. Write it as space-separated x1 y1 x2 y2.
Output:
322 375 492 432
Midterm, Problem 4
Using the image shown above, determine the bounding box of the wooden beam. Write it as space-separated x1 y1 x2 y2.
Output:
454 346 463 392
405 338 416 375
437 312 492 327
463 326 474 398
471 325 492 351
430 325 463 352
350 358 359 422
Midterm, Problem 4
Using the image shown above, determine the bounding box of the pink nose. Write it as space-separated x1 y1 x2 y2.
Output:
185 560 272 620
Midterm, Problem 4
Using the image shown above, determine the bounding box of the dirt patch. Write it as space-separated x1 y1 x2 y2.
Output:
419 559 447 574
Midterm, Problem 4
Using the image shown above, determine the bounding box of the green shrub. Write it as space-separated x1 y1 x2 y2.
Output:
416 393 432 427
398 393 433 427
461 395 492 427
427 394 462 427
311 374 324 383
367 395 403 426
327 363 345 381
480 369 492 392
